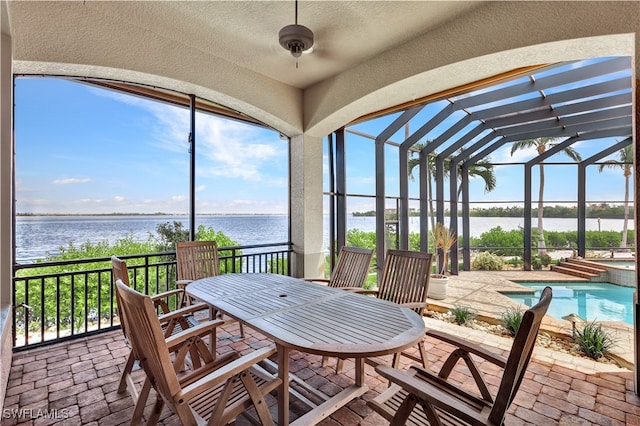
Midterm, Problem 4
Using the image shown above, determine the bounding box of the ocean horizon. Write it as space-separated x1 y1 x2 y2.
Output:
15 214 632 263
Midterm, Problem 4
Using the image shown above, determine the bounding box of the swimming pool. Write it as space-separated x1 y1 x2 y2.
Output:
505 282 635 325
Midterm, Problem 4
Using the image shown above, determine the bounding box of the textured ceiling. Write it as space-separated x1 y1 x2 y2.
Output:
6 0 484 90
4 1 637 138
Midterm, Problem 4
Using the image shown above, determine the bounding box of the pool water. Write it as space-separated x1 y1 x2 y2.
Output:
506 282 635 325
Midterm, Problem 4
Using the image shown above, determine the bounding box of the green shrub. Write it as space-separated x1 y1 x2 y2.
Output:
154 221 190 251
506 257 522 267
469 226 523 256
539 254 552 266
500 306 524 336
469 226 631 256
15 223 239 336
545 230 577 249
531 254 552 270
346 228 376 250
574 321 616 360
471 251 504 270
585 230 626 249
449 305 476 325
531 256 542 270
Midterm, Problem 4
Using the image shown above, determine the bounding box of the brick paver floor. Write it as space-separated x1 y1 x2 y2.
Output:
3 318 640 425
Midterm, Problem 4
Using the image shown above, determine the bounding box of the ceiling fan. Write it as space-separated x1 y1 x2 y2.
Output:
278 0 314 67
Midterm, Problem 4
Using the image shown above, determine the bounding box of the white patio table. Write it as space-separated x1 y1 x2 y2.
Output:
187 272 426 425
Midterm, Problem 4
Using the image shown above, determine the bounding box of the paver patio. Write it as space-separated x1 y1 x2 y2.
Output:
3 305 640 425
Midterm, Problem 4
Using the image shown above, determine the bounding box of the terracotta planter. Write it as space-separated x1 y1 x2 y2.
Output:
428 274 448 300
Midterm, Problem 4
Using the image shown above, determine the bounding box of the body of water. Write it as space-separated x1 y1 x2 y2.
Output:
15 215 633 263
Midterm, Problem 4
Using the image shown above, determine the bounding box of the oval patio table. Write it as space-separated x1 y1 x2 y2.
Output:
187 272 426 426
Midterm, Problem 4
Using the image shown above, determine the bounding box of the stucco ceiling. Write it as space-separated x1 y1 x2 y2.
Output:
4 1 637 137
5 0 484 90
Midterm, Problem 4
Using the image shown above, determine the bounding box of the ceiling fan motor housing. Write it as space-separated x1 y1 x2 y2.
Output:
279 24 314 58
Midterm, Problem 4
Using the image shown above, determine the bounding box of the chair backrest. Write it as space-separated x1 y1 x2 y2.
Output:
111 256 131 336
176 240 220 281
489 286 552 424
377 249 433 315
111 255 130 286
114 279 188 419
329 246 374 289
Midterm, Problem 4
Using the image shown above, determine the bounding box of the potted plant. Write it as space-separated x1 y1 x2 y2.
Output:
429 222 456 299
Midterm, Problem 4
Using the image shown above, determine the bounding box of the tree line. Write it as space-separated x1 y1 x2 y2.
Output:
468 204 634 219
353 203 634 219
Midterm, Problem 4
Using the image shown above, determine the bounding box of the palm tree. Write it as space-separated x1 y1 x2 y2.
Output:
408 144 496 229
456 153 496 199
510 137 582 255
597 144 633 249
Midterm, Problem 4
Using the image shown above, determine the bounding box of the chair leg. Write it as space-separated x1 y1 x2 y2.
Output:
418 342 429 369
131 378 151 425
391 352 401 369
390 394 419 426
320 356 344 373
146 394 164 426
177 282 189 308
118 351 136 394
240 370 275 426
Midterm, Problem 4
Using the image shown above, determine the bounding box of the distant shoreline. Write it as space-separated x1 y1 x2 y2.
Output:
16 213 287 217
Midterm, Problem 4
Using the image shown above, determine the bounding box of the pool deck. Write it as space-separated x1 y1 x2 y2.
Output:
428 270 635 369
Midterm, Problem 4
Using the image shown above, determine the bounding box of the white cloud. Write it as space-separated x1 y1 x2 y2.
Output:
196 185 206 192
113 196 125 202
194 114 279 180
99 90 283 182
52 177 91 185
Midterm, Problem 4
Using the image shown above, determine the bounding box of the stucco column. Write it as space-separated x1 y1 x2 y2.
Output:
289 133 324 278
633 64 639 391
0 30 13 412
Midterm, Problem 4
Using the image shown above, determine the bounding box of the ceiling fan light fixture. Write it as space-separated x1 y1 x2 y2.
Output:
279 24 314 58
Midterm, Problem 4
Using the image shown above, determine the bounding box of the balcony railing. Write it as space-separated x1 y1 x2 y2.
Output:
12 242 292 351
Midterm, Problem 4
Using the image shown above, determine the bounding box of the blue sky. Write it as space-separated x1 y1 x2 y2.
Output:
15 78 289 214
15 70 633 215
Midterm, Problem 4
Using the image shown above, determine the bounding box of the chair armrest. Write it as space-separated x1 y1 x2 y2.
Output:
351 289 379 296
178 345 279 402
164 318 225 350
401 302 428 311
157 302 209 324
375 365 489 425
176 279 193 289
150 289 186 313
304 278 329 284
150 288 184 302
426 329 506 367
339 286 366 292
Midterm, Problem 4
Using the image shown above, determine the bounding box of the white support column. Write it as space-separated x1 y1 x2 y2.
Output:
289 133 324 278
0 29 13 412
